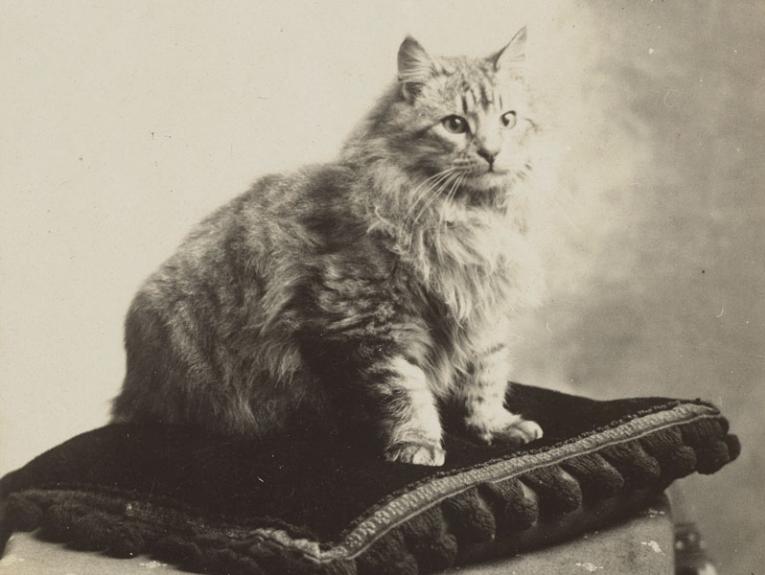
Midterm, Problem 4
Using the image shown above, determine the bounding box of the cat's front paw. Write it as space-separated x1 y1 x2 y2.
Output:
466 409 543 447
384 441 446 466
495 418 544 447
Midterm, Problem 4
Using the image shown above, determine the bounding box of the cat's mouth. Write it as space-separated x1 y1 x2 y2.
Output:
468 169 511 190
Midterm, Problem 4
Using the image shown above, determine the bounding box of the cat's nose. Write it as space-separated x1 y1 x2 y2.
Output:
476 148 498 168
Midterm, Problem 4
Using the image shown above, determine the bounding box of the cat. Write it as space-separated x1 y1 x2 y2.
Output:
112 28 545 466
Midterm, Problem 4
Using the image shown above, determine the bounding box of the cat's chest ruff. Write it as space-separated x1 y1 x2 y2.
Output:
413 257 512 350
421 222 515 322
416 290 509 397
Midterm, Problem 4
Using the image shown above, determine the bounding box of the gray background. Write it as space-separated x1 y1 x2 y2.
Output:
1 1 762 572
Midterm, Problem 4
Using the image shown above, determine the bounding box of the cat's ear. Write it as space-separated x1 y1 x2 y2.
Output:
489 27 527 72
398 36 438 102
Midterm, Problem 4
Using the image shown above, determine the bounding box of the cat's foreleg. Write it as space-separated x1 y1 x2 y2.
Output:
375 356 445 466
462 343 543 446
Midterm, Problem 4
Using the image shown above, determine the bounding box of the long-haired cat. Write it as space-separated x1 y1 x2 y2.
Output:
112 28 544 466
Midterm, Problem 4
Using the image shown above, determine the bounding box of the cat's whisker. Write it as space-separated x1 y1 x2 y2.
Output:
406 168 456 216
450 173 467 200
404 173 446 219
412 170 462 225
439 173 467 225
412 173 455 224
407 169 457 222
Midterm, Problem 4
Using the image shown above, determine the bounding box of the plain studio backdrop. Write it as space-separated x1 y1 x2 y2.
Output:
1 1 763 571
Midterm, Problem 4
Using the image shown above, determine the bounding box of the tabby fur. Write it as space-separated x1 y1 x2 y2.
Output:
113 29 545 465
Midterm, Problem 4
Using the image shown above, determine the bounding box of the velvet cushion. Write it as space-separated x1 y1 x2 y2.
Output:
0 383 739 575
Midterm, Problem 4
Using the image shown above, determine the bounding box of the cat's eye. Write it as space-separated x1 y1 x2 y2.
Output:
501 111 517 128
441 115 469 134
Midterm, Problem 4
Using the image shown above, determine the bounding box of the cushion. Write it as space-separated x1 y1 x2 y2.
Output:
0 383 740 575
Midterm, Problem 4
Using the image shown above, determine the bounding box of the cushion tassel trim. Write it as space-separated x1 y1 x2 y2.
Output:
0 402 739 575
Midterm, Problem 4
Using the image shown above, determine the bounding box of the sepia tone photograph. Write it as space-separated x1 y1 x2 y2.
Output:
1 1 762 573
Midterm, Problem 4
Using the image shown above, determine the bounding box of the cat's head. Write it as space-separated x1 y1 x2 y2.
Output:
348 29 537 211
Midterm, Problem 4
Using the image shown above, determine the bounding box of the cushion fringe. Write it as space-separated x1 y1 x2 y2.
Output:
0 414 738 575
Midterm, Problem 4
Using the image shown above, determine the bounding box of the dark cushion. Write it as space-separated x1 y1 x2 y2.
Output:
0 383 739 575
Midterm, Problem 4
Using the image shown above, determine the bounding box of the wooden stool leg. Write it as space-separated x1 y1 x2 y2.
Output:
669 485 719 575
